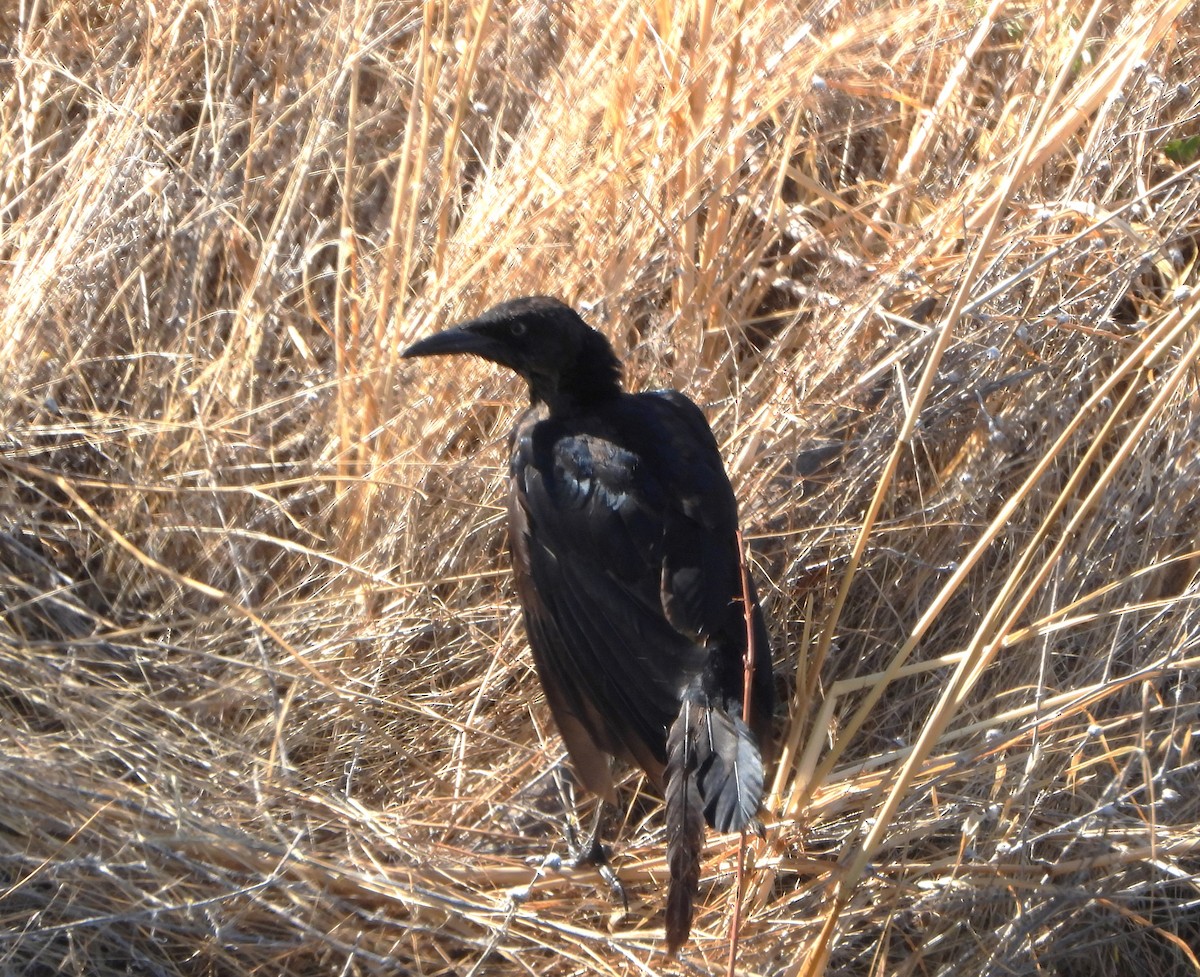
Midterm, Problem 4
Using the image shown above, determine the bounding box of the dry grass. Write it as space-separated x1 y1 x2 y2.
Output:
2 1 1199 974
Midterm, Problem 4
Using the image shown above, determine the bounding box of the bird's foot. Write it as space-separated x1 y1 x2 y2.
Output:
566 814 629 919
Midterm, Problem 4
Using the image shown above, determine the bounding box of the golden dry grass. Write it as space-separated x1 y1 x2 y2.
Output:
2 1 1199 974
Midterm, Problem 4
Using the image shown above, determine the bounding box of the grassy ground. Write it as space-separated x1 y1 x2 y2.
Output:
2 1 1199 974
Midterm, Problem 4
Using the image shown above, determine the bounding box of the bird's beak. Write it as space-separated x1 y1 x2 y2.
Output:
402 324 517 371
403 324 491 359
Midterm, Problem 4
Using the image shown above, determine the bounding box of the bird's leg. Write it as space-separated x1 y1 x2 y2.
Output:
548 767 628 916
566 799 629 917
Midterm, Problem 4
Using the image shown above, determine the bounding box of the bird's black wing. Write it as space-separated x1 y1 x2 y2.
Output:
642 391 746 646
508 392 751 790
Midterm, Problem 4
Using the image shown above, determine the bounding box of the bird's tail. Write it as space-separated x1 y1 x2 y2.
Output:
664 693 764 954
665 699 704 954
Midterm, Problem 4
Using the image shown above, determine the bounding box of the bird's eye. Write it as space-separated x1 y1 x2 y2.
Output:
511 321 527 337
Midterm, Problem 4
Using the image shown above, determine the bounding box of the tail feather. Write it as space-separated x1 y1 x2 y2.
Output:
664 694 765 953
665 700 704 955
695 706 763 832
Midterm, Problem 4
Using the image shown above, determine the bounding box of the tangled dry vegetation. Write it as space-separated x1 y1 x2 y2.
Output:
2 1 1199 974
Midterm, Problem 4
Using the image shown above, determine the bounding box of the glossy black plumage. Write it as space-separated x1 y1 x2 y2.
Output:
403 296 773 952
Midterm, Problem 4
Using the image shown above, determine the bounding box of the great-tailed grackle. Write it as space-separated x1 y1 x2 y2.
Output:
404 296 773 952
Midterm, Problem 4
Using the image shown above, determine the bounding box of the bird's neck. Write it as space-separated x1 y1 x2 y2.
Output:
530 354 623 416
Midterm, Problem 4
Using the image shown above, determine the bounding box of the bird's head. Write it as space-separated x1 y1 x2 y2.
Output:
403 296 623 413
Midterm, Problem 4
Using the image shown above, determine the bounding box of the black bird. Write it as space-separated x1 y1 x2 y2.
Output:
404 296 773 952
